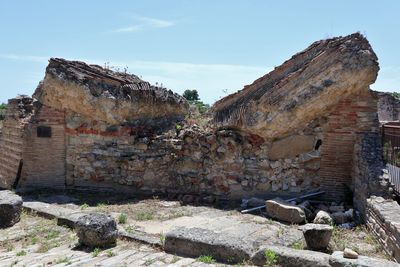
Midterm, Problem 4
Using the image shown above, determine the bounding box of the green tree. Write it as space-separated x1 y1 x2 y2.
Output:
183 90 199 101
393 92 400 100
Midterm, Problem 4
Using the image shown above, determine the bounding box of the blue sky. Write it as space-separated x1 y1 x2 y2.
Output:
0 0 399 104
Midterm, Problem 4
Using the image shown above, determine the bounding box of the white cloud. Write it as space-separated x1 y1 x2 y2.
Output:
114 25 143 33
135 16 175 28
0 53 48 63
112 15 175 33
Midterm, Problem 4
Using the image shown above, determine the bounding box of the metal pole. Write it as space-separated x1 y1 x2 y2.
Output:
240 191 325 214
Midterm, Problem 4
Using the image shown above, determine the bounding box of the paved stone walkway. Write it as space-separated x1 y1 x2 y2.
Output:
0 242 228 267
0 213 235 267
22 198 303 264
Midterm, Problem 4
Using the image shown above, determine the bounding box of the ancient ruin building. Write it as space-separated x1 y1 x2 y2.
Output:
0 33 392 209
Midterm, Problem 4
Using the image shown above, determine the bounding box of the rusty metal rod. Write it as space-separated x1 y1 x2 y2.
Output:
240 191 325 214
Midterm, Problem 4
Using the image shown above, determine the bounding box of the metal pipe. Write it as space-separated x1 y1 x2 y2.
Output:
240 191 325 214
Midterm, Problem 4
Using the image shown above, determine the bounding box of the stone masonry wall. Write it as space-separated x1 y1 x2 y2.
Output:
375 91 400 122
19 105 66 189
65 111 325 199
366 196 400 262
352 131 393 217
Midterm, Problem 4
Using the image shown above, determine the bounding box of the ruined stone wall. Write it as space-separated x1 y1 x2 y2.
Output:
352 131 393 217
19 105 66 189
375 91 400 122
63 92 380 201
0 97 33 189
64 108 327 199
366 197 400 262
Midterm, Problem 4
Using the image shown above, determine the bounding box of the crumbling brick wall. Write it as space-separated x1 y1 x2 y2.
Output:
0 98 66 190
19 105 66 189
320 90 380 200
0 97 33 188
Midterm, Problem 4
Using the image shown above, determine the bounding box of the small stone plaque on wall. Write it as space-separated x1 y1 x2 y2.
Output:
37 126 52 138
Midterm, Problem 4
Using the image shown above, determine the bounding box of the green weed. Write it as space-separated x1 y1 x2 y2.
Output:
197 255 216 264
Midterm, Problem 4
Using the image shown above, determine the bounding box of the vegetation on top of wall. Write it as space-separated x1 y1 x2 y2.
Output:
183 89 200 101
393 92 400 100
182 89 210 115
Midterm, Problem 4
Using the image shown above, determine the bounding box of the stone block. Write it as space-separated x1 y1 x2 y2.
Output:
301 223 333 251
251 245 330 267
329 251 400 267
269 135 315 160
0 190 23 228
265 198 306 224
75 213 118 247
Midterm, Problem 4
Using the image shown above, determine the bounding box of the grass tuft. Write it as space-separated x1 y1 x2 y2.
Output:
118 213 127 224
197 255 216 264
16 250 26 257
264 249 278 267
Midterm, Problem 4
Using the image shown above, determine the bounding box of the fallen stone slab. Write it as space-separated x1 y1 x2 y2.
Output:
0 190 23 228
301 223 333 251
22 200 85 228
119 229 162 248
57 211 88 228
265 198 306 224
329 251 400 267
75 213 118 247
164 227 255 263
251 245 330 267
23 201 73 219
